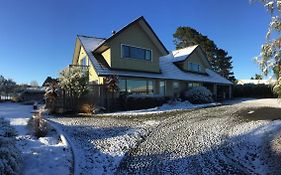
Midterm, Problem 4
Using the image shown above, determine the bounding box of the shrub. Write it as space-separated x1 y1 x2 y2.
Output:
233 84 275 98
27 112 50 138
0 118 22 175
184 86 214 104
120 94 168 110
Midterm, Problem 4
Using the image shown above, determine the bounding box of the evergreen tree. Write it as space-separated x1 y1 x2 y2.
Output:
173 26 236 82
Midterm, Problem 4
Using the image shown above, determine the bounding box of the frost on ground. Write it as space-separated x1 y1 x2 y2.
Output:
0 102 72 175
99 100 219 116
117 99 281 174
49 117 157 175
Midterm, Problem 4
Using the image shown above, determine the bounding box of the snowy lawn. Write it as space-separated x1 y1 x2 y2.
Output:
97 100 220 117
0 102 72 175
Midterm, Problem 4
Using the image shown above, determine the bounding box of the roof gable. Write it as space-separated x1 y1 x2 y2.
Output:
170 45 211 69
93 16 168 55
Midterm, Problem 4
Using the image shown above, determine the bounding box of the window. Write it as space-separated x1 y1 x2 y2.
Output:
127 80 147 94
118 78 155 95
159 81 165 96
188 63 201 72
118 79 126 93
188 82 201 88
147 80 153 94
80 57 88 66
121 44 152 61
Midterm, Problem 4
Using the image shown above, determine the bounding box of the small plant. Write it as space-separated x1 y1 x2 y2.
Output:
184 86 214 104
80 103 94 114
0 118 22 175
27 112 50 138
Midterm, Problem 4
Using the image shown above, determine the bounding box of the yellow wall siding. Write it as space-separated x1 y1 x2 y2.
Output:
76 46 103 84
106 23 163 73
101 48 111 67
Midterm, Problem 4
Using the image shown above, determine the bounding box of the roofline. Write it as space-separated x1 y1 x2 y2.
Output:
173 45 199 63
93 16 169 54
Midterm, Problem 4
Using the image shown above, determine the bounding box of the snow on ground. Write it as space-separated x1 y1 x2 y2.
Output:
117 99 281 174
0 102 72 175
48 116 158 175
99 100 219 116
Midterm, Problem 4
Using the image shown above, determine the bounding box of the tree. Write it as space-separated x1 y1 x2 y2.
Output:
255 0 281 97
58 66 89 98
0 75 17 100
173 26 236 82
250 73 263 80
30 80 39 87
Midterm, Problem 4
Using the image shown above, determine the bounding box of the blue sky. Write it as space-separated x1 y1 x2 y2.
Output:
0 0 270 85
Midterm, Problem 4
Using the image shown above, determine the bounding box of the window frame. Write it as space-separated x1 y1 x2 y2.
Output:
121 44 153 61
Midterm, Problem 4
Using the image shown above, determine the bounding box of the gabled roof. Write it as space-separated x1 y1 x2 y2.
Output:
78 35 232 85
171 45 198 62
93 16 169 55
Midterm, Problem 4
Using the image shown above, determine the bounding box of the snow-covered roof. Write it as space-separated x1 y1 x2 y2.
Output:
78 35 232 85
171 45 198 62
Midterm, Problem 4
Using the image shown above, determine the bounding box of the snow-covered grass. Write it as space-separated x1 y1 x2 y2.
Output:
98 100 219 116
48 116 159 175
0 102 72 175
0 118 22 175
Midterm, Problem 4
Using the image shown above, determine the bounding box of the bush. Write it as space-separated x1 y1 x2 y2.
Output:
27 113 50 138
184 86 214 104
120 94 168 110
0 118 22 175
233 84 275 98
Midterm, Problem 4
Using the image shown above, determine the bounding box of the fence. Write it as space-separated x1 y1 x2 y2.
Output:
51 84 119 113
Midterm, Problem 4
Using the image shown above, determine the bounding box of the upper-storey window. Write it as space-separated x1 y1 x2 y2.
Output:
188 63 201 72
122 44 152 61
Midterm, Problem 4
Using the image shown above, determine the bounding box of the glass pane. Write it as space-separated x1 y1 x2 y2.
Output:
130 47 145 60
127 79 147 94
145 50 151 60
148 80 153 94
122 45 130 58
118 79 126 92
160 81 165 96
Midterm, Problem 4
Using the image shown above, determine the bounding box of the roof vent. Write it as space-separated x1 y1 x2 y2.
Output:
112 30 116 35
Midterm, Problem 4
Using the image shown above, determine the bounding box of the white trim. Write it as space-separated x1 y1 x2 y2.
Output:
120 44 153 62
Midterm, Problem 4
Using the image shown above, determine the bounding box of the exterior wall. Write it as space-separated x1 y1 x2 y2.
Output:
76 46 104 84
104 23 163 73
101 48 111 67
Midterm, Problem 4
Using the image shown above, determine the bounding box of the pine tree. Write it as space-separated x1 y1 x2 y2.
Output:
173 26 236 82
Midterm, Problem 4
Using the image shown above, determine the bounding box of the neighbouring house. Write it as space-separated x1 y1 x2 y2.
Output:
42 76 58 87
70 16 232 101
237 79 276 85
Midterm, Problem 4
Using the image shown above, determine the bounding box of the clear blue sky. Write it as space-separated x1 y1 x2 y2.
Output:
0 0 270 85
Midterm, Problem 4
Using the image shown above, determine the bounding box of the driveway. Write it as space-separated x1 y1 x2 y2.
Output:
49 99 281 175
117 99 281 174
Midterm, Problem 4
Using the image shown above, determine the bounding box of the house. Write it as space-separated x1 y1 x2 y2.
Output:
71 16 232 100
237 79 276 85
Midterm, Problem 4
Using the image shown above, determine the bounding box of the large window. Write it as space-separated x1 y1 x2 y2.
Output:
118 78 154 95
188 63 201 72
122 45 152 61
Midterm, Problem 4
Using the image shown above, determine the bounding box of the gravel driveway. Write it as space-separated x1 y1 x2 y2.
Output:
117 99 281 175
49 99 281 175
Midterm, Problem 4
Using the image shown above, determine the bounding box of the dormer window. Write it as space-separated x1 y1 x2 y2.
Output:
188 63 201 72
122 44 152 61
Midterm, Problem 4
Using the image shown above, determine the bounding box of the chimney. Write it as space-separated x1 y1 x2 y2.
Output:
112 30 116 35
